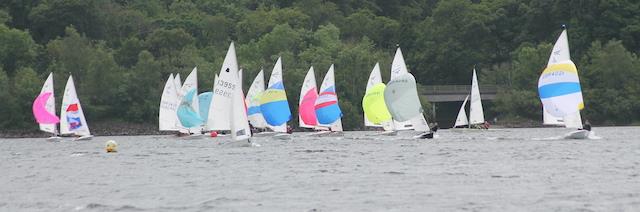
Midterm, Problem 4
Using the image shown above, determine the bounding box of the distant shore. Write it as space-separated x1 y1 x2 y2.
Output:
0 121 166 138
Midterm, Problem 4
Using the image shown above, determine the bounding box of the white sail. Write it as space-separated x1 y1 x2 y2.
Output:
364 63 383 127
231 66 251 141
384 73 428 132
263 57 287 133
207 44 236 131
60 75 90 136
390 47 426 130
469 68 485 125
538 29 584 128
181 67 199 116
245 69 268 128
159 74 179 131
37 73 58 134
454 95 470 127
174 73 182 98
299 67 318 129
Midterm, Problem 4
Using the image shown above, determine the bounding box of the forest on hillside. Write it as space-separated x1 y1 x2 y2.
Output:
1 0 639 132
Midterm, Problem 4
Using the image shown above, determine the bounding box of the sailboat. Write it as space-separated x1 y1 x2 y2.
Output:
384 48 433 139
179 67 201 134
453 68 486 128
245 69 269 134
208 42 252 145
177 88 204 138
390 47 426 130
313 64 343 136
60 75 93 141
298 66 319 129
32 73 62 141
159 73 180 131
259 57 292 135
453 95 470 128
362 63 396 135
538 26 590 139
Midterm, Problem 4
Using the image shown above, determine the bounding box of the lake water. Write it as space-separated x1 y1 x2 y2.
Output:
1 127 639 211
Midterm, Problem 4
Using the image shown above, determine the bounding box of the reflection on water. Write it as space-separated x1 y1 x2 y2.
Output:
1 127 639 211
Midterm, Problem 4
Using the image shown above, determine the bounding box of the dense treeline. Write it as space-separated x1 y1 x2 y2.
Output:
1 0 639 131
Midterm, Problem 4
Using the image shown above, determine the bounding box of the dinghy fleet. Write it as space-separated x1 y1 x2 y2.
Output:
32 27 595 141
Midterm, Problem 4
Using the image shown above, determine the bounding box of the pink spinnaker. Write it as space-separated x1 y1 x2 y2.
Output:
299 88 318 126
32 92 60 124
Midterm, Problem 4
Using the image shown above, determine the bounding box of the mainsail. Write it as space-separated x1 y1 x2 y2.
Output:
469 68 485 125
159 74 179 131
364 63 384 127
245 69 268 128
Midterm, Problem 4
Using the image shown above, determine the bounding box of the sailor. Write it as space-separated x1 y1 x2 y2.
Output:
581 120 592 131
430 122 439 132
286 125 293 134
418 122 439 139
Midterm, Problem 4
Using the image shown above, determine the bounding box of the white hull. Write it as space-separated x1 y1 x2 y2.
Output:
564 130 589 139
308 131 343 137
182 134 205 140
366 131 397 136
253 131 279 137
46 136 62 142
73 135 94 141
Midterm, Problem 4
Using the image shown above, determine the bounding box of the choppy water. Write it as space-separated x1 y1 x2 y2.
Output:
1 127 640 211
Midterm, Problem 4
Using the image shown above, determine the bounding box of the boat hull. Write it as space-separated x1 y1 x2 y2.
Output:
564 130 590 139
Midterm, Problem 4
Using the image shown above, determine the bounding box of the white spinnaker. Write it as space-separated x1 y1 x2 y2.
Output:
454 95 470 127
159 74 179 131
265 57 287 132
207 43 236 131
60 75 90 136
469 69 485 125
299 66 317 129
245 69 268 128
364 63 383 127
541 29 583 128
391 47 427 130
38 73 57 134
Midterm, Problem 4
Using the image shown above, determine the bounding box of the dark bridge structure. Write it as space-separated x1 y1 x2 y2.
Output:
418 85 502 121
420 85 500 102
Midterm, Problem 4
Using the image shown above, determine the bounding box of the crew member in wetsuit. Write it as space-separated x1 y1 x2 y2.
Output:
418 122 439 139
286 125 293 134
581 120 591 131
430 122 439 133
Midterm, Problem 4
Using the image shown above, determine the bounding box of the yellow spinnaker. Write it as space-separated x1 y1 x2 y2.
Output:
362 83 392 124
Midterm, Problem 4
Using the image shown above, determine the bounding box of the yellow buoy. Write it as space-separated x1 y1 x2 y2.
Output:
105 140 118 153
